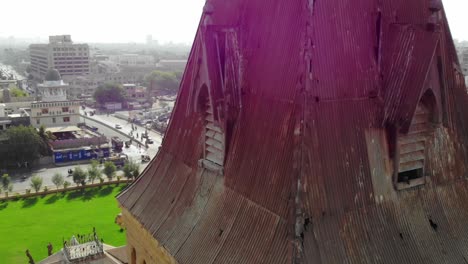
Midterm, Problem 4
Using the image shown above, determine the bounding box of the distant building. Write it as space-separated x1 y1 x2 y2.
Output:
30 69 80 128
0 80 18 90
109 54 155 66
458 47 468 76
0 103 30 131
156 59 187 71
29 35 90 80
123 84 146 103
146 34 159 46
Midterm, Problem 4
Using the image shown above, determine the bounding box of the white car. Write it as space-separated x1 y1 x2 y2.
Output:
115 124 122 129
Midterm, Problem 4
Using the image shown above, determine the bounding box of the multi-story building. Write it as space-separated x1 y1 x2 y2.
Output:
30 69 80 128
29 35 90 80
123 83 147 104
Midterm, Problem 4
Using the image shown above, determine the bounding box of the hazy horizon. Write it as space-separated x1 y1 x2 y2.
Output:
0 0 466 44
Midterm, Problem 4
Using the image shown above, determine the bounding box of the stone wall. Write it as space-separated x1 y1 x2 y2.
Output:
121 208 177 264
50 135 108 150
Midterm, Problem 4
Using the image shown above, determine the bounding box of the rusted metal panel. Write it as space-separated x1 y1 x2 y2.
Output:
224 95 297 220
302 99 379 216
309 0 379 100
381 25 439 131
117 0 468 263
159 169 218 252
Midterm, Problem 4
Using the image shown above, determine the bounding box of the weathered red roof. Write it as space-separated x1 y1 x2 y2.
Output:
118 0 468 263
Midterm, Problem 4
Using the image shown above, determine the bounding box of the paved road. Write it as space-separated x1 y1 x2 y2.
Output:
82 107 163 147
6 112 164 193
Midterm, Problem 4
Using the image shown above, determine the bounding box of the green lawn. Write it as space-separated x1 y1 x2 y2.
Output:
0 185 127 263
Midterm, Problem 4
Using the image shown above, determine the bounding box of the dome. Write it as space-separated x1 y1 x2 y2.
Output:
44 68 61 81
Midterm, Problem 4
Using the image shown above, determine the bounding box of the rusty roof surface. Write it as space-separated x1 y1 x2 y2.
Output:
118 0 468 263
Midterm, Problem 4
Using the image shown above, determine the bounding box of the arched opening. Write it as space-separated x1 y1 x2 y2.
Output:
194 84 210 115
419 89 439 124
131 247 136 264
395 89 437 189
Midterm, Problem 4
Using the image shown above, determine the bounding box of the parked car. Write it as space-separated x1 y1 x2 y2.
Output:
115 124 122 129
84 125 98 132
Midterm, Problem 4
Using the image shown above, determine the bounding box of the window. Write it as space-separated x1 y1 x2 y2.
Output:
395 90 437 190
63 117 70 122
36 119 40 125
41 108 49 114
52 117 56 123
62 107 69 113
197 85 224 171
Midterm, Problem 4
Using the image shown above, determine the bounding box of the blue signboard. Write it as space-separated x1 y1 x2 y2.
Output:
54 146 112 164
54 152 63 163
83 149 91 159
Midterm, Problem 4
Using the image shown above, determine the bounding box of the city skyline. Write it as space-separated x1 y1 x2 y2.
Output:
0 0 466 44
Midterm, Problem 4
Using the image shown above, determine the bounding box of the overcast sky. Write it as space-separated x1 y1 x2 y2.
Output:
0 0 466 44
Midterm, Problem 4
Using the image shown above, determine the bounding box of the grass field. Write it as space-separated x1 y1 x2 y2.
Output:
0 185 127 263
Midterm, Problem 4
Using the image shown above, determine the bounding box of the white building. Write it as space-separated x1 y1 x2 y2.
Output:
30 69 80 128
29 35 90 80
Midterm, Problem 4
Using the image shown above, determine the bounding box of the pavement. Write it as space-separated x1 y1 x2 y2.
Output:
4 107 165 194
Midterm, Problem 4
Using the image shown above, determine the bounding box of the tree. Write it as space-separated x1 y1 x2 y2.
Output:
132 168 140 179
145 71 179 94
2 126 42 166
103 161 117 181
72 167 87 186
122 163 132 179
38 125 53 156
63 181 71 189
87 160 101 184
51 173 64 190
123 159 139 179
10 87 27 97
30 175 43 193
93 83 126 106
2 174 10 191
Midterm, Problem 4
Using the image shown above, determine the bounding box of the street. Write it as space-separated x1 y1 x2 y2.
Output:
6 108 165 193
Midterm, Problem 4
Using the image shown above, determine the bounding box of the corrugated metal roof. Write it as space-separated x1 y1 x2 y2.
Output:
118 0 468 263
381 25 439 132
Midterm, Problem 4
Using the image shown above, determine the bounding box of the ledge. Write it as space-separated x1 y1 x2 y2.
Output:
396 177 426 191
198 159 223 174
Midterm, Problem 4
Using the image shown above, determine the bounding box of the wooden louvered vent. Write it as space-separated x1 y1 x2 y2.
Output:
396 102 431 188
204 101 224 168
